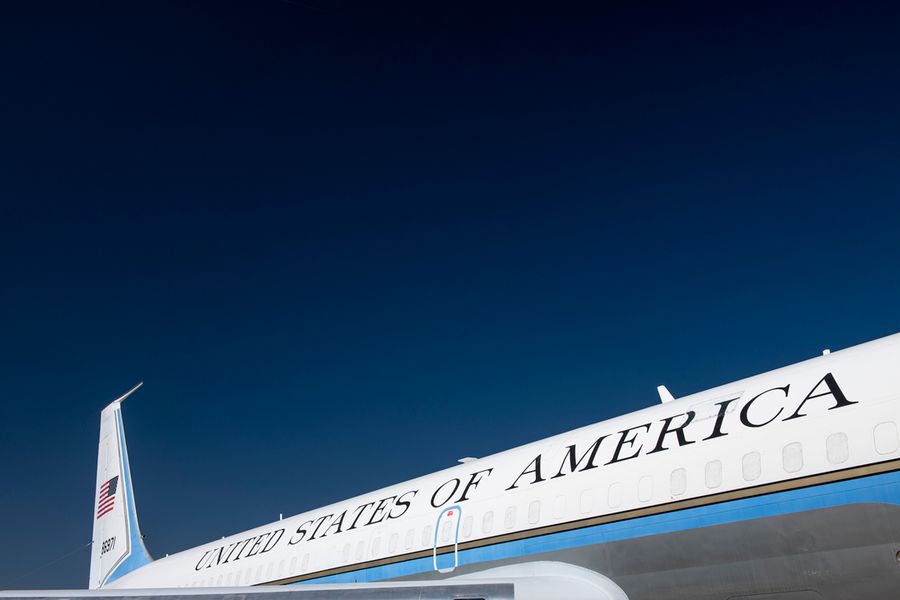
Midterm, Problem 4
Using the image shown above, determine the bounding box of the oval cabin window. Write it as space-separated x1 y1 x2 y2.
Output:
638 476 652 502
462 515 473 538
874 421 899 455
441 519 453 543
783 442 803 473
482 511 494 534
608 482 623 508
552 495 566 519
705 460 723 489
670 468 687 496
826 432 849 464
579 489 595 514
504 506 516 530
528 500 540 524
742 452 761 481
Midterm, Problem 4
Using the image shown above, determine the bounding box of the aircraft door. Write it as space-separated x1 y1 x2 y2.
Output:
433 505 462 573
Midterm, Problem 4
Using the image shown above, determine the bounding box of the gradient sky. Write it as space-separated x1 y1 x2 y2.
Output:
2 0 900 589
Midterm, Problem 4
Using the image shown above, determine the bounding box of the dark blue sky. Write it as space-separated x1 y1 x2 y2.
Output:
2 0 900 589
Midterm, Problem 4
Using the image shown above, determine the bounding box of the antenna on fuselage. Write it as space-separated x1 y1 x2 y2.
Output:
657 385 676 403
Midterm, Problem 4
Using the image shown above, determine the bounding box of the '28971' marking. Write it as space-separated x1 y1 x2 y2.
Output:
100 536 116 556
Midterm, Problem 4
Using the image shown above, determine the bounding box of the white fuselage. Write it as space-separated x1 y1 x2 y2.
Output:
106 334 900 592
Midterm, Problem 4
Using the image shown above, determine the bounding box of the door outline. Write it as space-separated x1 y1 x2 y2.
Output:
432 504 462 573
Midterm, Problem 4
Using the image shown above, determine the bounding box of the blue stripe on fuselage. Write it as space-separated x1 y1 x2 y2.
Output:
297 468 900 584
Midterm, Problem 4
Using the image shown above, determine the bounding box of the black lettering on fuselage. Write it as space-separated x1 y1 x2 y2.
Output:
784 373 856 421
307 515 332 540
389 490 417 519
648 411 696 454
506 455 545 490
459 469 493 501
607 424 651 464
740 386 789 427
289 520 314 545
703 397 740 441
321 511 347 538
245 533 270 557
194 550 212 571
552 435 609 479
261 529 283 552
347 502 375 531
431 478 461 507
366 496 396 526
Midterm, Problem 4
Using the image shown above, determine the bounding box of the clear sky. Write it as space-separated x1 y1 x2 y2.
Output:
2 0 900 589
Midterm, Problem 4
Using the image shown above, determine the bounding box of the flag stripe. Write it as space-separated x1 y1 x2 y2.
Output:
96 476 119 520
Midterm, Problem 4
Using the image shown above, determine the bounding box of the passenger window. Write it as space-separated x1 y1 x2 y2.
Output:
742 451 761 481
528 500 540 524
552 495 566 518
608 482 623 508
302 554 309 570
670 468 687 496
371 536 381 557
783 442 803 473
874 421 899 454
482 511 494 534
421 525 432 547
290 556 297 572
705 460 723 489
462 515 473 538
277 560 284 576
255 566 262 580
388 533 398 553
441 519 453 543
341 545 350 562
225 573 233 585
826 432 849 464
404 529 414 549
265 563 273 578
245 568 252 582
355 541 365 561
638 476 652 502
579 489 595 514
216 575 223 586
504 506 516 529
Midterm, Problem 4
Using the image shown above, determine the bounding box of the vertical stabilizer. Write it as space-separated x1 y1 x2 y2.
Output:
89 383 152 589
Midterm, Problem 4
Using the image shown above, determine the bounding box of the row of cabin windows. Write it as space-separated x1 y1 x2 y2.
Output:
187 422 899 586
669 422 899 496
189 555 309 587
359 422 900 563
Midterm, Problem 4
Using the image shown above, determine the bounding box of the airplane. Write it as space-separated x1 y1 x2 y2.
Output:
3 333 900 600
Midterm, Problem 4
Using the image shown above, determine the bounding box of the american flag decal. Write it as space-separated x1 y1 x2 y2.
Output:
96 476 119 519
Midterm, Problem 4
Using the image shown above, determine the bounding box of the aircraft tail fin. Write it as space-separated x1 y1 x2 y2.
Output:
89 383 152 589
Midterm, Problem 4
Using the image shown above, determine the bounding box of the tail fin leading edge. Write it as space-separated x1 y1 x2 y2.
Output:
89 383 152 589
